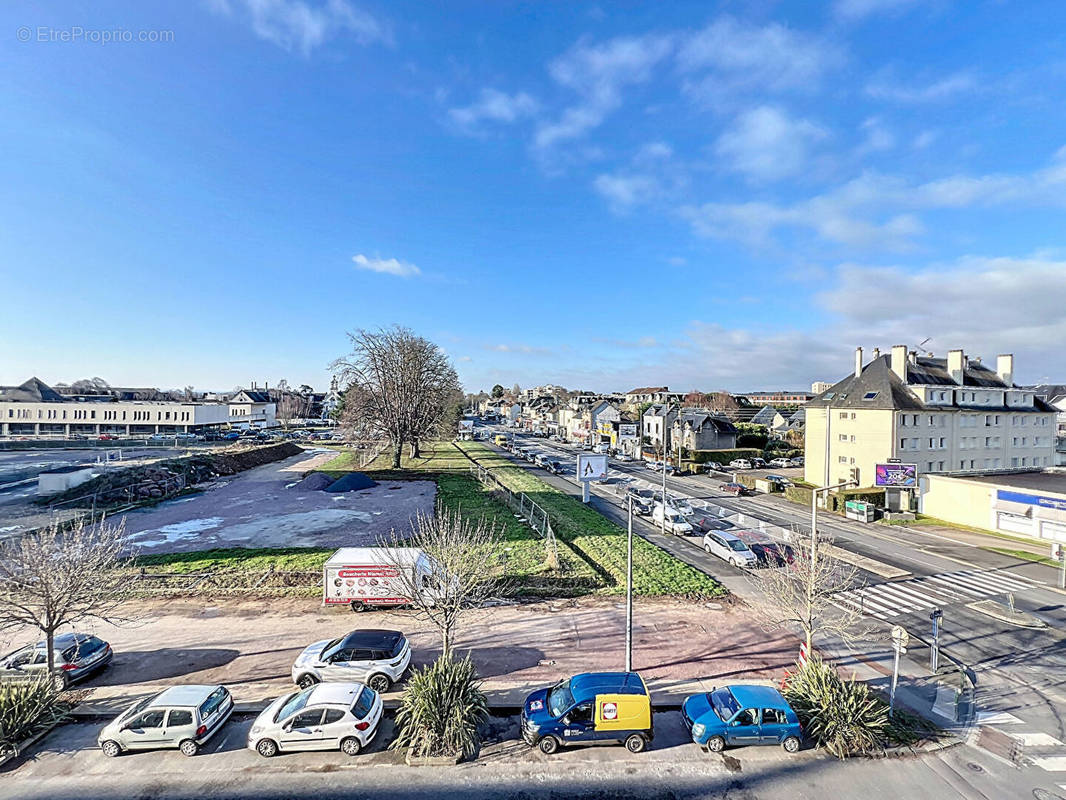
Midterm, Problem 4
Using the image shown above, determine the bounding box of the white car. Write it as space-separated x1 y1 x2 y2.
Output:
768 458 793 468
614 452 632 462
292 629 410 693
248 683 382 758
652 503 694 535
702 531 759 568
98 685 233 757
729 459 753 470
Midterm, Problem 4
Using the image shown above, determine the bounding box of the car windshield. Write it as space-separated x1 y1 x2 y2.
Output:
320 637 344 659
275 688 313 723
710 688 740 722
728 540 750 552
547 680 573 717
119 696 154 722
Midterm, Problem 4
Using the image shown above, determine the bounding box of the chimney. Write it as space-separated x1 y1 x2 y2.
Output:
873 347 881 360
908 350 917 365
854 347 864 378
996 354 1014 386
891 345 908 381
947 349 965 385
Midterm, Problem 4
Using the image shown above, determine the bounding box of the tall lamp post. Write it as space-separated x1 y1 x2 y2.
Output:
810 480 856 563
626 494 634 672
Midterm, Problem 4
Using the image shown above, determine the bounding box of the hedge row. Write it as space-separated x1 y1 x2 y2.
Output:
687 448 763 465
783 485 886 511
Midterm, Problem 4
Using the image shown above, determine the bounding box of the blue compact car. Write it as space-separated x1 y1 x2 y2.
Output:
682 685 802 753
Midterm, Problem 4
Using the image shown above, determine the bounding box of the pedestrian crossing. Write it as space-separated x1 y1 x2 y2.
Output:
830 569 1039 621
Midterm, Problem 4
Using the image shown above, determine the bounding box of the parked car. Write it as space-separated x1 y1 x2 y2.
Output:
625 488 653 515
222 431 240 440
734 531 795 567
764 474 794 489
1 633 113 688
681 685 802 753
521 672 653 754
98 684 233 757
768 458 793 469
689 512 734 534
750 457 767 469
729 459 753 470
789 456 805 467
545 460 563 475
98 433 119 441
702 530 759 568
67 433 88 440
248 682 382 758
291 629 411 693
645 460 661 471
534 454 552 468
718 482 750 497
652 503 694 535
614 452 632 462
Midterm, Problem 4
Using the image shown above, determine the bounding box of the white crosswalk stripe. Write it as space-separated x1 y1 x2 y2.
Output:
831 569 1040 621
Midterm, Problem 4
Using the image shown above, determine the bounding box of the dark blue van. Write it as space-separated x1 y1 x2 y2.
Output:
682 685 802 753
521 672 653 755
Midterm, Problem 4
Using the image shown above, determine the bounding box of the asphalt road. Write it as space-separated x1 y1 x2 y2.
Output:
477 423 1066 786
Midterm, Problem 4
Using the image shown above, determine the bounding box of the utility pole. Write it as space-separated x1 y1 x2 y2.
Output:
626 494 634 672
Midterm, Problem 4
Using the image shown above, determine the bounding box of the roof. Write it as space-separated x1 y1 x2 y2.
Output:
727 684 790 709
325 547 425 566
941 471 1066 496
237 390 271 403
339 629 405 650
31 632 97 649
626 386 668 395
750 406 786 425
642 403 676 417
0 377 65 403
905 356 1007 388
40 465 94 475
308 683 365 706
676 411 736 434
570 672 647 704
151 685 223 707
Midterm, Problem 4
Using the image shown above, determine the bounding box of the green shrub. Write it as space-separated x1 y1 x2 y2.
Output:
736 433 768 449
785 485 814 506
0 677 66 752
392 655 488 759
783 655 888 759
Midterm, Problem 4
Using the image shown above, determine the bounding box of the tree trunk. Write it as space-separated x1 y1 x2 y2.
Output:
392 439 403 469
411 439 421 459
441 627 451 661
46 628 56 673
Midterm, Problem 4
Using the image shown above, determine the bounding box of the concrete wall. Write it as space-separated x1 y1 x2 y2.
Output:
37 467 95 495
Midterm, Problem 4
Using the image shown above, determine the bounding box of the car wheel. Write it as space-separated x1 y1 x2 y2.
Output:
100 740 122 758
179 739 199 757
53 672 70 692
297 673 319 690
729 558 738 568
367 673 392 694
706 735 726 753
538 736 560 755
340 736 363 756
782 736 801 753
625 734 647 753
704 544 712 554
256 738 279 758
350 600 366 613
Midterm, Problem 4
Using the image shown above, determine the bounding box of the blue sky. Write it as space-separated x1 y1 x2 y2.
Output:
3 0 1066 394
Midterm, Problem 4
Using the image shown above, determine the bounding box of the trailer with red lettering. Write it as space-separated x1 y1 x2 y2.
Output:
322 547 446 611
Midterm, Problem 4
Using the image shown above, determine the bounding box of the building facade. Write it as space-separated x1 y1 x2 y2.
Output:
805 347 1057 489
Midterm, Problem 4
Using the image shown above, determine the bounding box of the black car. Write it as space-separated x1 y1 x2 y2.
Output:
625 488 654 515
690 513 734 533
546 460 563 475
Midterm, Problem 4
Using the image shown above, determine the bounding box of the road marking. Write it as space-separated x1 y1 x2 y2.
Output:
1009 732 1064 747
927 574 987 597
975 710 1024 725
862 583 925 611
1031 755 1066 771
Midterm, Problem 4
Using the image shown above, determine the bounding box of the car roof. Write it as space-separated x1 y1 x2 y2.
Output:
151 685 224 707
570 672 647 704
726 685 792 709
33 632 97 649
307 682 366 706
712 529 744 543
340 629 405 649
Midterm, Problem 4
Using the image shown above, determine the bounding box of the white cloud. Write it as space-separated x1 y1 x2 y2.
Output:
865 71 976 103
681 150 1066 250
857 117 895 155
351 254 421 277
448 89 539 132
715 106 828 181
489 343 552 355
593 172 661 212
913 130 939 149
210 0 389 55
535 33 673 150
834 0 921 21
456 356 472 363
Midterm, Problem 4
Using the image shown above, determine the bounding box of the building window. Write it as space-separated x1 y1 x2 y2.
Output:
839 412 847 419
838 456 847 463
839 434 847 442
927 462 934 471
900 438 906 449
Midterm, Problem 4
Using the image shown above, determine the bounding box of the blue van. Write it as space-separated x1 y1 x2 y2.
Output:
682 685 802 753
521 672 653 755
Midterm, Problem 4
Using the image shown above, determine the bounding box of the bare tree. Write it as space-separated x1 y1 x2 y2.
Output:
746 537 868 654
276 392 304 429
331 326 461 468
383 509 506 659
0 518 132 678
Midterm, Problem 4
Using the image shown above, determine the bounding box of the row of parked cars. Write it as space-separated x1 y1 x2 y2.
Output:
728 456 803 470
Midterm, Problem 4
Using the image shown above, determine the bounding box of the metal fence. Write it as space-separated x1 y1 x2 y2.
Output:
468 463 560 569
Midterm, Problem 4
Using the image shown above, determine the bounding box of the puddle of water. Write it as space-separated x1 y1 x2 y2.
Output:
132 517 225 544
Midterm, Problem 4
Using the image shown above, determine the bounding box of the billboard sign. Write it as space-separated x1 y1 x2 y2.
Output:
577 454 608 481
996 490 1066 512
875 463 917 487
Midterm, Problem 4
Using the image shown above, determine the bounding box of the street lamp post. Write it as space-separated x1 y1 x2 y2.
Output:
626 494 634 672
810 480 856 563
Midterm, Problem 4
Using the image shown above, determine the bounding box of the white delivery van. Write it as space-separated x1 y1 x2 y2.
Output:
323 548 449 612
651 503 693 536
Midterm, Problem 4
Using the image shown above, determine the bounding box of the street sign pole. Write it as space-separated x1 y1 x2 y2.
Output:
582 480 590 504
889 625 909 718
1055 545 1066 590
626 495 634 673
929 609 942 673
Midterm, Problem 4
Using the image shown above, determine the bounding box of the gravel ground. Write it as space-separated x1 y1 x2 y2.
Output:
110 450 436 553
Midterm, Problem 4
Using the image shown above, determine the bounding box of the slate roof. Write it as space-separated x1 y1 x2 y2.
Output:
0 377 66 403
750 406 786 426
904 356 1007 388
676 410 737 434
238 390 271 403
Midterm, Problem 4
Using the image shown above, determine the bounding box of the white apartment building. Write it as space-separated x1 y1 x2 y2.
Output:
805 347 1057 490
1 377 230 437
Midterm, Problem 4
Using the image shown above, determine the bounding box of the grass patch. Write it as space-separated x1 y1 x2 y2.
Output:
454 442 725 600
982 546 1062 568
131 546 335 573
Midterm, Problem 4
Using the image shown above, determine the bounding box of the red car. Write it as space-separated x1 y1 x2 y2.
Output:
718 482 750 497
98 433 118 440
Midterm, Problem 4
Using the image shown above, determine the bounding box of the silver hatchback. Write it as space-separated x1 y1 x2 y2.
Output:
97 684 233 757
0 633 112 689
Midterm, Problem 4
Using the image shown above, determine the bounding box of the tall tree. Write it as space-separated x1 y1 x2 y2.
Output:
0 518 131 680
331 326 460 468
491 384 505 399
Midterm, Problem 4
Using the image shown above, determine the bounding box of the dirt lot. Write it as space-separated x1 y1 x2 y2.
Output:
112 450 436 554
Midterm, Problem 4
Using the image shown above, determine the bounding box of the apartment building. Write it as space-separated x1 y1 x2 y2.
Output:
1 377 230 437
642 403 678 451
228 389 277 428
805 347 1057 489
740 391 815 406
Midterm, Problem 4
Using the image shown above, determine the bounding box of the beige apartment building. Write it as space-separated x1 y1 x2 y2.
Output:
805 346 1057 491
1 377 230 437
